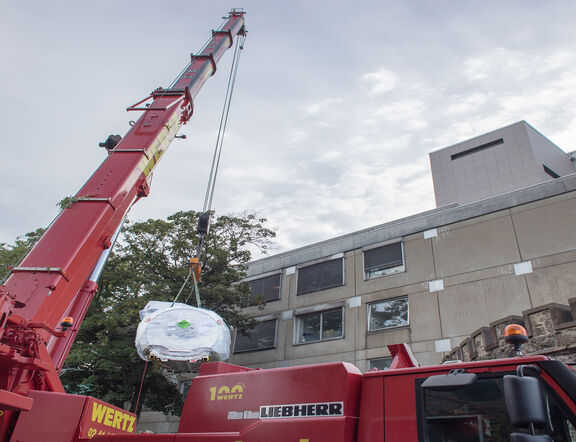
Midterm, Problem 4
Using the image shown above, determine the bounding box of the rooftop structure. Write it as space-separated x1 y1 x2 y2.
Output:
429 121 574 207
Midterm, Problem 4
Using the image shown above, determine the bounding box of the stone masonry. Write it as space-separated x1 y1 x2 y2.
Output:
444 297 576 364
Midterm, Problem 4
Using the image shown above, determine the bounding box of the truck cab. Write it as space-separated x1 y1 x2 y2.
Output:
359 355 576 441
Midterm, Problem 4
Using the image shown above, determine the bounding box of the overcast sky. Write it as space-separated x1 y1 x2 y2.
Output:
2 1 576 257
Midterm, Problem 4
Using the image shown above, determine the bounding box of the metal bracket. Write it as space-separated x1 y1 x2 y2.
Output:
10 267 70 281
126 91 185 112
109 149 150 160
70 197 116 211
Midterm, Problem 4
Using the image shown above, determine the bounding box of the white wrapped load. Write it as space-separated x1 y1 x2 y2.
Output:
135 301 231 363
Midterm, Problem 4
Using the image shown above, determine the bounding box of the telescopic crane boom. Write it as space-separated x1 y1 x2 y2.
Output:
0 10 245 440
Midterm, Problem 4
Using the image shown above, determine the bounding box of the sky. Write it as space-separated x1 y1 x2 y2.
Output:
2 1 576 258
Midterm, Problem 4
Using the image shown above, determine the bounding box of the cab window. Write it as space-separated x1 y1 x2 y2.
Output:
420 375 576 441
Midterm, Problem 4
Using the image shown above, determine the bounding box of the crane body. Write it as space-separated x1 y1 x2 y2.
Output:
0 10 245 441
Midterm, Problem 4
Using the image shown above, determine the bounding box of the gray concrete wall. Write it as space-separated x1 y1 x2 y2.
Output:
524 123 575 178
232 178 576 372
429 121 572 207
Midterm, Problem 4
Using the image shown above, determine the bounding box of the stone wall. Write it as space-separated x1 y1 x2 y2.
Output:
444 297 576 364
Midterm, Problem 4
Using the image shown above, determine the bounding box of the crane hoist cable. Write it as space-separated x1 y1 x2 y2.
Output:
171 32 246 309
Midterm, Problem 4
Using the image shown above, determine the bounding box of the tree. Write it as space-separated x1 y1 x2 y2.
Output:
0 228 45 282
56 210 275 416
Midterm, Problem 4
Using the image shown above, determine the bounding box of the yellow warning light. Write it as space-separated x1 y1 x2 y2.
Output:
504 324 528 357
61 316 74 328
504 324 528 338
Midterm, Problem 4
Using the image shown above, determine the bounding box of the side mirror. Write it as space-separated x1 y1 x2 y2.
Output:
503 375 547 427
422 369 478 391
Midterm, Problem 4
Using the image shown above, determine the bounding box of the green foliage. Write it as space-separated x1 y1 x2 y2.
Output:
0 228 45 281
61 210 275 416
57 195 77 210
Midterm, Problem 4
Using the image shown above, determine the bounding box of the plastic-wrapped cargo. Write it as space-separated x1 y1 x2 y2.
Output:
135 301 231 363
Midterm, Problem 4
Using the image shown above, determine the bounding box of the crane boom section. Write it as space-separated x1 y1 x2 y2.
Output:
0 10 245 396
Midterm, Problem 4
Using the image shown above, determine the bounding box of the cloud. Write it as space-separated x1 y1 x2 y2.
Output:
305 98 343 116
360 68 398 95
462 48 576 83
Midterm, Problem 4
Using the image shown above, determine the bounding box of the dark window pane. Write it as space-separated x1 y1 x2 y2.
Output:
297 258 344 295
368 357 392 370
297 308 344 344
364 243 403 278
450 138 504 160
249 274 281 303
298 313 321 343
423 376 576 441
369 298 408 330
234 319 276 352
322 309 343 339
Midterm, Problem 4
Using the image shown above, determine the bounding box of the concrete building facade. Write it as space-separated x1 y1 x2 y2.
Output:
429 121 574 207
230 123 576 372
139 123 576 432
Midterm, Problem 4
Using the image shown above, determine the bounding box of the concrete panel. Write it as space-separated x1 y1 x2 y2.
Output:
512 193 576 259
438 275 532 337
413 351 443 366
362 284 429 304
532 249 576 269
366 327 410 349
408 292 442 342
434 213 521 277
524 123 574 176
281 351 357 368
525 261 576 306
442 264 516 286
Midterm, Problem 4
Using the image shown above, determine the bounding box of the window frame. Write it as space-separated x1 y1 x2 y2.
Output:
294 307 345 345
247 272 282 304
233 318 278 353
368 357 393 371
296 256 345 295
363 241 405 280
367 296 409 332
415 371 576 442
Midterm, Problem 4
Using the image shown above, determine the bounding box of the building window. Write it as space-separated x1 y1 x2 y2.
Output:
364 242 404 279
297 308 343 344
233 319 277 353
543 164 560 179
368 297 409 331
368 357 392 371
180 380 193 400
450 138 504 160
421 375 576 441
297 258 344 295
249 273 281 303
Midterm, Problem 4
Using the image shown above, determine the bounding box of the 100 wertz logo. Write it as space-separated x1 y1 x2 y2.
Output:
209 384 244 401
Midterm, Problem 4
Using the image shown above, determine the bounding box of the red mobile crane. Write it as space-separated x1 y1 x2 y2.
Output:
2 9 576 442
93 338 576 441
0 10 246 441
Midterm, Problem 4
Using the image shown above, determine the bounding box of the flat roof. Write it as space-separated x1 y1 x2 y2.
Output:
248 173 576 277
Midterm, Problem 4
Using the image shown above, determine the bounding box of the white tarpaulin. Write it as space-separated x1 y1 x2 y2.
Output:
135 301 231 362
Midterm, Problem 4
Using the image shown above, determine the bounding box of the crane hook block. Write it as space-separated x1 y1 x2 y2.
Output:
190 257 202 283
197 213 211 236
